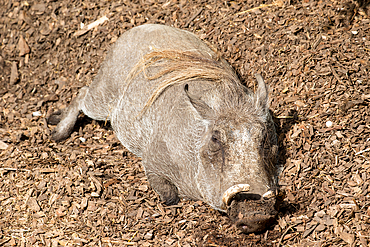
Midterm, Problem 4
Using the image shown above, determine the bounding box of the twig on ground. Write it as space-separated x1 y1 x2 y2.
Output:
184 8 203 27
74 16 109 37
277 223 299 247
234 1 284 16
355 148 370 156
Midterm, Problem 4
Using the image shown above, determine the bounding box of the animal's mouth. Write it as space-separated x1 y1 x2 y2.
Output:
226 192 281 234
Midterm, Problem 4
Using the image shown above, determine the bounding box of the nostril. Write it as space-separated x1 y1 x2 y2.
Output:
236 220 251 233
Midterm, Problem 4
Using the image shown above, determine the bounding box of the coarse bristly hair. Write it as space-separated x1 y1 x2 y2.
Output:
120 49 246 118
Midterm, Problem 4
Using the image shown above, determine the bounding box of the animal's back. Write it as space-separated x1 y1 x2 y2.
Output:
82 24 232 157
81 24 218 121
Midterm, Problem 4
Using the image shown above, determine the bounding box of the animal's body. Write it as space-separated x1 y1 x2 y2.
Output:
49 24 280 233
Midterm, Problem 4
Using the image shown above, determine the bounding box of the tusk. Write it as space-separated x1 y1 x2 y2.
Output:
262 190 276 200
222 184 250 206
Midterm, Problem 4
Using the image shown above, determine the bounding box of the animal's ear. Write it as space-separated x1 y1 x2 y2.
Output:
254 74 269 110
185 84 215 120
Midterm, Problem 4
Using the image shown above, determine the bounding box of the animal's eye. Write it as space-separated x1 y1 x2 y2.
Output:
211 135 218 142
209 131 221 152
211 130 222 143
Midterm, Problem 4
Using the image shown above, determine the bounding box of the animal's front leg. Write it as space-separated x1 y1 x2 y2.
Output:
146 172 179 206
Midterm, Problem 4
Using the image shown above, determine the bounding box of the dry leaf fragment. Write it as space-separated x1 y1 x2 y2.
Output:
103 178 120 188
295 225 305 232
315 224 326 232
340 99 364 112
339 203 358 210
0 140 9 150
291 128 302 139
58 239 68 246
80 197 88 209
10 61 19 84
352 174 363 186
9 238 16 246
39 168 56 173
136 207 143 219
0 55 4 68
290 25 303 34
302 222 318 238
49 193 58 206
91 192 100 197
165 238 176 245
24 188 34 206
144 231 153 240
339 231 354 245
31 3 46 13
278 217 287 229
27 197 41 212
18 35 30 56
55 206 67 217
138 184 148 191
295 100 306 107
358 232 368 246
234 0 284 16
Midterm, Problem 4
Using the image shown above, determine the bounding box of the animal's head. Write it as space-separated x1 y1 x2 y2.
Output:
185 74 280 233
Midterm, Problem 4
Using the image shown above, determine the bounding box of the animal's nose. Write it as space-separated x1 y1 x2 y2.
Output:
226 191 278 234
235 211 275 234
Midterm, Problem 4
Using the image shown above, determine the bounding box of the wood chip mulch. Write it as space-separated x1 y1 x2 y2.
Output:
1 0 369 246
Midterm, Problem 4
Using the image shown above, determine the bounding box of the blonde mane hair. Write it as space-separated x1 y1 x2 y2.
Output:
121 49 240 117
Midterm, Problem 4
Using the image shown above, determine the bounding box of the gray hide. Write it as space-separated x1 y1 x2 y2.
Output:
49 24 279 233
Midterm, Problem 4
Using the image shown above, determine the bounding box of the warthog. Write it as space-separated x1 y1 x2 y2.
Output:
48 24 281 233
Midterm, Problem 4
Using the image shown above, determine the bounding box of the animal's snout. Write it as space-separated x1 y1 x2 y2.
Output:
226 190 279 234
235 211 275 234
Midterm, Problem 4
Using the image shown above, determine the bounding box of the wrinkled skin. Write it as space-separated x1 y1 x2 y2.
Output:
48 24 280 233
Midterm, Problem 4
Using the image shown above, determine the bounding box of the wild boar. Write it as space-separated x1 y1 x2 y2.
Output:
48 24 280 233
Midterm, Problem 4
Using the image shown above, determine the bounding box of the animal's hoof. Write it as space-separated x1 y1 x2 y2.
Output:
163 195 180 206
47 110 63 125
51 130 68 142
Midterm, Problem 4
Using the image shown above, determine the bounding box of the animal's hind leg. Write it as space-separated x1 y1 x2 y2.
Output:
48 87 89 141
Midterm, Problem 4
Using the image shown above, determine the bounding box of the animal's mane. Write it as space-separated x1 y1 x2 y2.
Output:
121 49 242 117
